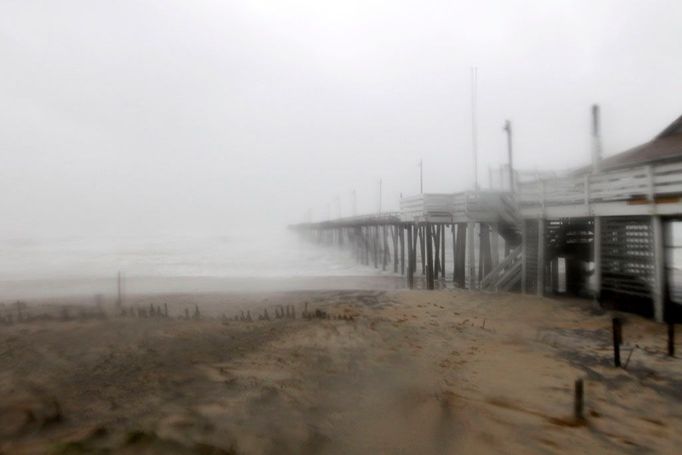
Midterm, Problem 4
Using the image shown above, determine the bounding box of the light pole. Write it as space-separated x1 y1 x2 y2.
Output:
471 66 479 190
503 119 514 193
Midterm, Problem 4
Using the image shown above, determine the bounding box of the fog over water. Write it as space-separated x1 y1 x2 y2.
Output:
1 1 681 292
0 231 371 281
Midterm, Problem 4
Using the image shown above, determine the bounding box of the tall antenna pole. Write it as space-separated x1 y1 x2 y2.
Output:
504 120 514 193
378 179 383 213
419 159 423 194
471 66 479 190
351 189 357 216
591 104 603 174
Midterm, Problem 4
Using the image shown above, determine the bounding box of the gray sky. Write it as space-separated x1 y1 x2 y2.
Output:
1 0 681 237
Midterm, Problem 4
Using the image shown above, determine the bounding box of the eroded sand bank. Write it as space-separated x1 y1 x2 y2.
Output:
1 289 681 454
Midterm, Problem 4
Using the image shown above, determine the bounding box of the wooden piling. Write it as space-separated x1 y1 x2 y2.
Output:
419 225 426 275
399 225 405 275
426 222 434 290
441 224 446 279
382 225 388 271
392 225 399 273
434 225 439 278
407 225 414 288
574 378 584 422
478 223 492 280
455 223 467 287
612 317 622 367
467 222 477 289
668 322 675 357
452 224 457 282
373 225 379 268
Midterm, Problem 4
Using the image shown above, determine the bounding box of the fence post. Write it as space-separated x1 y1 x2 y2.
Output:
574 378 584 422
612 317 622 367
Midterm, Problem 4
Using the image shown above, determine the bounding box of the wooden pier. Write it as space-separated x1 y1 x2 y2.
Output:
292 112 682 323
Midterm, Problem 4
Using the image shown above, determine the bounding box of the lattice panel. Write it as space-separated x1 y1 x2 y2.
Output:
524 219 539 294
601 217 654 299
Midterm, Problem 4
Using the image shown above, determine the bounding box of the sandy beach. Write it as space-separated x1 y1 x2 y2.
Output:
1 287 681 454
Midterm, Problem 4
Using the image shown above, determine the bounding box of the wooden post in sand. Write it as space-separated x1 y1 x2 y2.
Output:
116 271 123 310
612 317 622 367
426 222 435 290
668 323 675 357
452 224 457 282
574 378 584 422
441 224 446 279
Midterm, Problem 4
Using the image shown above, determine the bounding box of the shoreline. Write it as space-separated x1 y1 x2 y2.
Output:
0 274 407 301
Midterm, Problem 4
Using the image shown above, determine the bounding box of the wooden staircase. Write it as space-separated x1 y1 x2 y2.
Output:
480 245 523 291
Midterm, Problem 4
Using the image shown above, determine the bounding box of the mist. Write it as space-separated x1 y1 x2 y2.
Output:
1 0 680 240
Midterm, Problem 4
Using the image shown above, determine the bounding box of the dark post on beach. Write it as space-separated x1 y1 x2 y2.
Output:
668 322 675 357
574 378 584 422
612 317 622 367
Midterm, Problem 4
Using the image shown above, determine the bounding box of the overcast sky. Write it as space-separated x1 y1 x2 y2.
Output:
1 0 681 237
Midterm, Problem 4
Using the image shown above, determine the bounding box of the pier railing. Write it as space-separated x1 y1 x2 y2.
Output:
519 161 682 216
400 190 513 223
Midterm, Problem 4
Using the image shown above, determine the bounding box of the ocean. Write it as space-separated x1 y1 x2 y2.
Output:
0 230 393 299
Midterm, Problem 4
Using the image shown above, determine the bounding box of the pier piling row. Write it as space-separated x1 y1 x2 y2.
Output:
292 114 682 323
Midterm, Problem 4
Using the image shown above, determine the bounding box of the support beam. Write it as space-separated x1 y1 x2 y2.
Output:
593 216 602 304
521 220 527 294
455 223 467 287
537 218 545 297
399 225 405 275
491 223 499 268
479 223 492 280
419 226 426 275
441 224 446 279
452 224 457 282
426 222 435 290
392 225 399 273
434 224 441 281
652 215 665 322
467 222 477 289
407 225 414 289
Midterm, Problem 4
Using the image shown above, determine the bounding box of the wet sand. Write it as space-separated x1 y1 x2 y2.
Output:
1 288 681 454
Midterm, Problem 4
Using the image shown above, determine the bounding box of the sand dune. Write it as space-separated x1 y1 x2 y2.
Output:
1 289 681 454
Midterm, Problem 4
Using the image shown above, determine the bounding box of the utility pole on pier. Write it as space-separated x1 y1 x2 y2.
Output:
503 120 514 193
378 179 383 213
351 189 357 217
471 66 479 190
419 159 423 194
591 104 603 173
